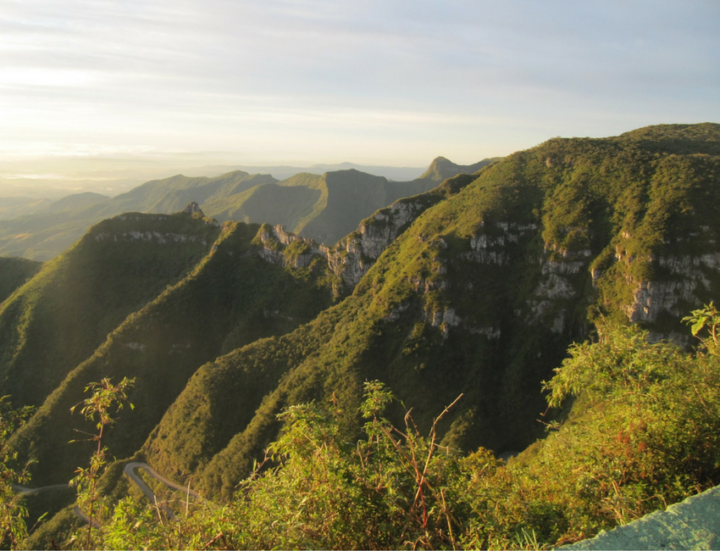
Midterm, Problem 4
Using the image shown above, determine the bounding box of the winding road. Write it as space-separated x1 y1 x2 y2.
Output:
14 461 202 526
122 461 203 520
12 483 69 495
123 461 200 502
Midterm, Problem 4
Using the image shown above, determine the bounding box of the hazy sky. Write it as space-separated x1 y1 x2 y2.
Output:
1 0 719 166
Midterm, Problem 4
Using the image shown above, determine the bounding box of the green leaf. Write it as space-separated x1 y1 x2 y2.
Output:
691 320 706 336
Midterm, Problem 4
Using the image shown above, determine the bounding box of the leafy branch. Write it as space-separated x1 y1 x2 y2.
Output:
70 377 134 550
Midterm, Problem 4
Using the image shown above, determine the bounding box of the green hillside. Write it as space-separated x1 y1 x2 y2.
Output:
0 256 42 305
0 171 275 260
416 155 500 183
0 211 222 410
204 182 323 230
9 215 335 486
293 170 398 243
44 192 110 213
104 172 279 215
0 197 53 219
137 123 720 499
47 316 720 550
204 166 487 245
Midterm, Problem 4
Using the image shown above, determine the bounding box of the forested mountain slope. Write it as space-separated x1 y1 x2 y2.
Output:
140 123 720 498
9 209 337 486
0 172 274 260
0 209 222 410
0 256 42 304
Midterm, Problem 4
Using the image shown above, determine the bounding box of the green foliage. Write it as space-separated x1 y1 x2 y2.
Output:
134 123 720 504
20 485 76 539
69 377 134 550
515 316 720 544
21 506 83 551
8 123 720 545
0 257 42 306
683 301 720 352
70 378 135 435
85 319 720 549
9 220 335 488
93 382 468 549
0 398 33 549
543 323 678 409
223 384 463 549
0 211 220 411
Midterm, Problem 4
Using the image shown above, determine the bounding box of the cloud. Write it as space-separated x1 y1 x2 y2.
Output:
0 0 718 163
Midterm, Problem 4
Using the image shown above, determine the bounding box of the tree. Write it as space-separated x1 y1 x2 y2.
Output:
70 377 134 550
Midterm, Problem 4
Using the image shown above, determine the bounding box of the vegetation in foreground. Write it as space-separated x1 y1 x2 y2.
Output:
10 304 720 550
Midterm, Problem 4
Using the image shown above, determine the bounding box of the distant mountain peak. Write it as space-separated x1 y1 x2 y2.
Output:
182 201 204 215
420 156 494 182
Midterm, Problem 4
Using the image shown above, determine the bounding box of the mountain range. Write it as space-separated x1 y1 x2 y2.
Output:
2 123 720 543
0 157 493 261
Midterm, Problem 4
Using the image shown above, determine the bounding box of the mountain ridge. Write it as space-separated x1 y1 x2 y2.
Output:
0 157 491 260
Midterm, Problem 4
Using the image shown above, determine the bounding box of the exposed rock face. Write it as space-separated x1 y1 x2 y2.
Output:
183 202 204 215
256 224 325 269
324 198 433 290
94 231 208 245
469 326 502 339
625 253 720 323
462 222 538 266
254 196 440 296
250 136 720 346
89 213 219 247
528 250 587 332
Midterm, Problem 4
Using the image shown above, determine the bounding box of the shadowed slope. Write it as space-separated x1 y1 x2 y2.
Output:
204 183 323 230
0 211 221 409
0 256 42 305
10 217 335 486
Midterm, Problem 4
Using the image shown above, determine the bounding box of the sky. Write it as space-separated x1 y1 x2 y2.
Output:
1 0 719 173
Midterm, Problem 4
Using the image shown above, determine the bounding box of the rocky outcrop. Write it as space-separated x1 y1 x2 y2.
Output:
624 253 720 323
94 231 208 245
528 250 590 333
462 222 539 266
604 227 720 328
324 198 434 290
253 195 441 297
256 224 325 269
183 202 204 215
